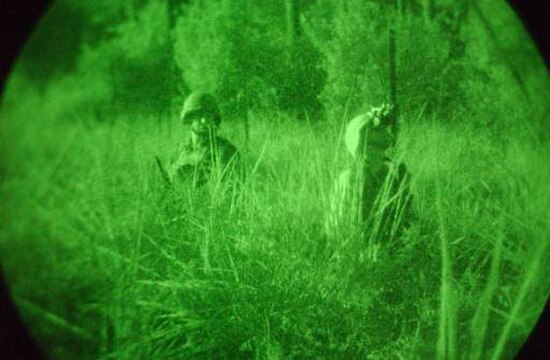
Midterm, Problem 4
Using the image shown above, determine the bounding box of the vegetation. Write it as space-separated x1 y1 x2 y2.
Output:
1 0 549 358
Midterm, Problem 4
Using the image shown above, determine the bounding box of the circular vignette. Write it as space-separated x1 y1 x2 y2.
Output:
0 1 549 359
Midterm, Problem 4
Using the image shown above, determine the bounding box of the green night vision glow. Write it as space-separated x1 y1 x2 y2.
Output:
0 0 549 359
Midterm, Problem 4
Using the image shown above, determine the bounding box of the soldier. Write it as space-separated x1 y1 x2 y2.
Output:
167 92 242 189
326 103 413 251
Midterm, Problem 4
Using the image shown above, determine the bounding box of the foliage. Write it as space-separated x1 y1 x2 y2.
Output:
16 0 178 119
173 0 324 119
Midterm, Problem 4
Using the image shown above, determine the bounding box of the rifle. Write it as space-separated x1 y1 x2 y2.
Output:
155 156 172 188
388 25 398 140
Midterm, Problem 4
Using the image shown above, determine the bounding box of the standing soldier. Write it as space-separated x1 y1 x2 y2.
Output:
165 92 242 189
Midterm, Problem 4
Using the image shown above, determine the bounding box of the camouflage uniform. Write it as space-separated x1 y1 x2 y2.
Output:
169 92 242 188
326 104 413 245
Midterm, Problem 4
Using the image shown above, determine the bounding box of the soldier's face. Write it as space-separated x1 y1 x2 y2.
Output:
189 113 217 136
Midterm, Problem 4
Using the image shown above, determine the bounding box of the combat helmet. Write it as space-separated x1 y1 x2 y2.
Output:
181 92 222 126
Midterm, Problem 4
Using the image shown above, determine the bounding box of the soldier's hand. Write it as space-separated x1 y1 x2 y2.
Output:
174 152 203 167
373 103 393 118
368 103 393 127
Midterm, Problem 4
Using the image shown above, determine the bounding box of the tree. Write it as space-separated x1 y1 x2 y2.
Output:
173 0 324 120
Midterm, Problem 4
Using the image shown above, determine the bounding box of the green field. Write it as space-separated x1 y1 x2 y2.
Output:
1 80 549 358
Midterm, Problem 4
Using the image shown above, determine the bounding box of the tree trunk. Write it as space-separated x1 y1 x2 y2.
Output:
388 0 399 138
450 2 469 60
123 0 135 21
422 0 434 26
389 26 398 135
284 0 300 46
167 0 191 121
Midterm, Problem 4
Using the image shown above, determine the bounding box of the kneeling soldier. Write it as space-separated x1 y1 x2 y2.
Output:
326 103 413 250
169 92 242 188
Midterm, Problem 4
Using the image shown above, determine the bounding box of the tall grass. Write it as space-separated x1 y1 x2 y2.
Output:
435 178 456 360
1 96 549 358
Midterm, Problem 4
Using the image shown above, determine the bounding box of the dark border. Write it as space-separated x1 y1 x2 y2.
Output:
508 0 550 69
1 1 51 358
